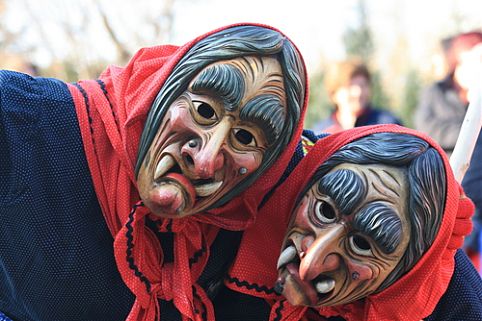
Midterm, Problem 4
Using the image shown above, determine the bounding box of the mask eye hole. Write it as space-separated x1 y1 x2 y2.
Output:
233 128 256 147
314 200 337 224
195 101 217 120
349 234 373 256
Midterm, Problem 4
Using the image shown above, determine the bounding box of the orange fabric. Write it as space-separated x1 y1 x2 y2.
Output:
227 124 474 321
68 23 308 321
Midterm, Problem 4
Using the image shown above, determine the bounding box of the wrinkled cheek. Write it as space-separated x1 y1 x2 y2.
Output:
346 260 375 282
292 197 311 229
169 105 197 132
230 151 263 174
149 116 173 154
149 106 198 156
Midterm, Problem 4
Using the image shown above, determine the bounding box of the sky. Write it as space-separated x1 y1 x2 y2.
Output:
171 0 481 73
3 0 482 75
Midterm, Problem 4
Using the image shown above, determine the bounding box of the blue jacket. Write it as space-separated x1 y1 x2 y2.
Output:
0 71 135 320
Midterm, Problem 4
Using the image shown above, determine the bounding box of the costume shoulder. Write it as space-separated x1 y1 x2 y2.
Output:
0 70 73 137
425 249 482 321
0 70 79 204
0 70 136 320
0 70 71 105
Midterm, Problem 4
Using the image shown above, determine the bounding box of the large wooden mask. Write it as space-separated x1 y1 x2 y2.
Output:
135 26 305 218
275 133 446 307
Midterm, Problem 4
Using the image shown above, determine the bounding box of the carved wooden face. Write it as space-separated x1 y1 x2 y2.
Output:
136 56 286 218
276 163 411 307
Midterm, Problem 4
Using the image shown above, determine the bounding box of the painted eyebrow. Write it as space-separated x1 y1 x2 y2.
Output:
190 64 245 110
239 94 285 143
318 169 366 215
353 202 403 254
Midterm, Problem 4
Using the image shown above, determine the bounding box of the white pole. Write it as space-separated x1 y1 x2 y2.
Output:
449 78 482 183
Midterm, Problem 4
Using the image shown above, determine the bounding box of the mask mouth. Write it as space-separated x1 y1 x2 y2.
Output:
148 172 195 215
154 153 224 201
192 178 223 198
312 274 336 299
277 241 300 270
180 152 224 198
276 240 336 305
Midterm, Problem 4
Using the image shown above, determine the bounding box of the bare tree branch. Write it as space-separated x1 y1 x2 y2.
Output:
20 0 59 60
93 0 131 63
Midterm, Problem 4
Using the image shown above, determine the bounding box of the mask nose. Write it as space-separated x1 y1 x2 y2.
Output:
298 224 344 281
181 118 232 178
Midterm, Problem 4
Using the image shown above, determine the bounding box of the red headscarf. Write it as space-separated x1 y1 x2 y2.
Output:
67 23 308 321
227 124 474 321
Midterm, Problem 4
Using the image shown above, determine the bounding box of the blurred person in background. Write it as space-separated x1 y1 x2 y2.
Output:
311 59 401 134
415 31 482 156
414 30 482 271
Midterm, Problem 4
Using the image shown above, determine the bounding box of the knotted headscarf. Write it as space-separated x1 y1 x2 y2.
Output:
227 124 474 321
68 23 308 321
